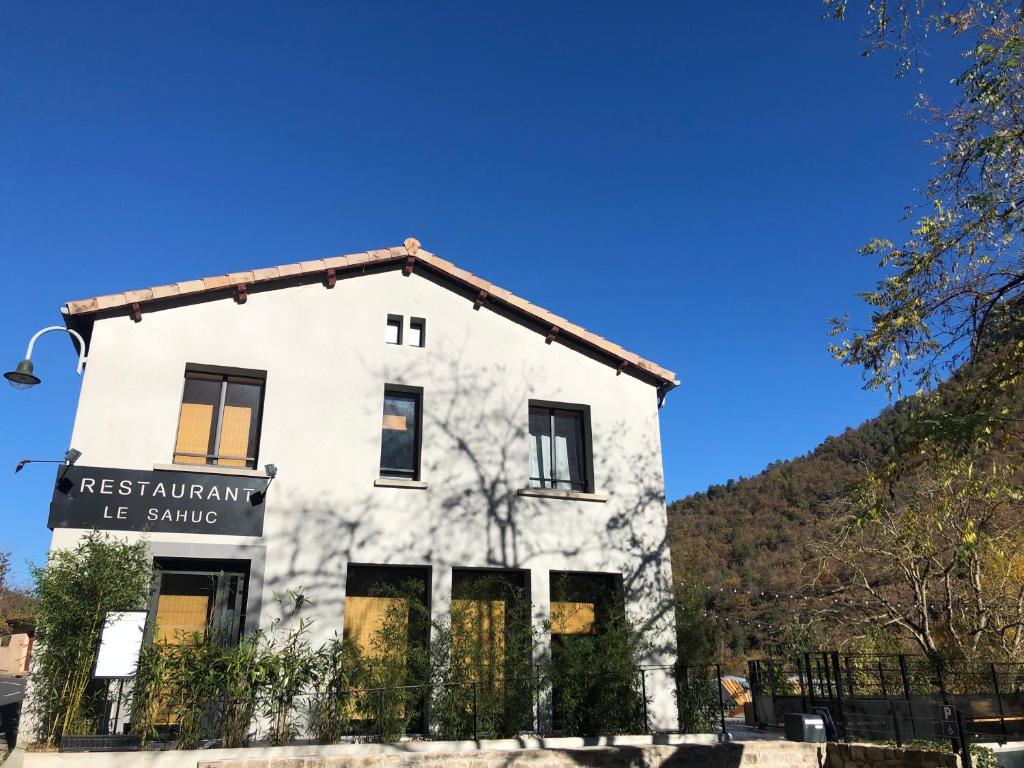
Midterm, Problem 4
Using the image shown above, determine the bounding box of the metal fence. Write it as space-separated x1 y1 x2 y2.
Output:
748 652 1024 767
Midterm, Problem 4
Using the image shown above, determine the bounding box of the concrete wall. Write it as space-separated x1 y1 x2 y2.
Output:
825 743 959 768
44 264 678 726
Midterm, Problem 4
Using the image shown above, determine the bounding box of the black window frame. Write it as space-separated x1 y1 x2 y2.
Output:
408 317 426 348
145 557 251 647
527 400 594 493
172 364 267 470
379 384 424 480
344 562 432 732
548 570 624 636
386 314 403 345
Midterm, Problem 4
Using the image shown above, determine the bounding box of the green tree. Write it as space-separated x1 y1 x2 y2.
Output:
826 1 1024 442
28 531 152 745
818 458 1024 662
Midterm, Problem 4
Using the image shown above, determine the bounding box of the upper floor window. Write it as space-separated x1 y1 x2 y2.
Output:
408 317 426 348
380 386 422 480
385 314 426 347
528 402 591 492
386 315 403 345
173 368 265 469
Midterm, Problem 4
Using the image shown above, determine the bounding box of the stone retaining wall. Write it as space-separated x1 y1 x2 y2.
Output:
825 743 960 768
197 742 823 768
10 738 965 768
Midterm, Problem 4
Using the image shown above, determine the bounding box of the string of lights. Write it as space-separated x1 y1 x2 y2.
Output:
681 581 939 614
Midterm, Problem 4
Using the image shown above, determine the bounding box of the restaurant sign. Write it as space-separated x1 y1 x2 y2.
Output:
49 465 268 536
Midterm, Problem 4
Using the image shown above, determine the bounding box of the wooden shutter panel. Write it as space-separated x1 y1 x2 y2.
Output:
174 403 214 464
551 601 597 635
343 595 407 657
155 593 211 645
452 599 506 672
218 405 252 467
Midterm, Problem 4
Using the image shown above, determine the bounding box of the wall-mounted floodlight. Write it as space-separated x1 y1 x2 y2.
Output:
5 326 88 390
251 464 278 505
15 447 82 476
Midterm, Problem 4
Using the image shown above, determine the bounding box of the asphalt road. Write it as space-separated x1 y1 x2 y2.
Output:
0 677 25 708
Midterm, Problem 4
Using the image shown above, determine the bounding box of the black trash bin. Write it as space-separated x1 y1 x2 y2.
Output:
785 712 826 742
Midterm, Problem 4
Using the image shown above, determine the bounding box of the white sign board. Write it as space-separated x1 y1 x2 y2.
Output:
93 611 148 679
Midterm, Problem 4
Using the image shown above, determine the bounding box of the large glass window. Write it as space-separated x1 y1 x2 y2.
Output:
379 387 422 479
147 560 248 647
528 404 590 491
173 369 264 469
145 560 248 730
549 571 626 731
450 569 534 734
344 564 430 731
451 569 529 678
549 571 622 638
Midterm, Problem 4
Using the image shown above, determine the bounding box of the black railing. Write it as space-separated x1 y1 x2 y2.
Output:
748 651 1024 767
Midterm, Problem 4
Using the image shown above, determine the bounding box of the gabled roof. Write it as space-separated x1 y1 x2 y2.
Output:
62 239 678 393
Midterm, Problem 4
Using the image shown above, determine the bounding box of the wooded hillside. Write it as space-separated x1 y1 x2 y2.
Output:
666 397 916 657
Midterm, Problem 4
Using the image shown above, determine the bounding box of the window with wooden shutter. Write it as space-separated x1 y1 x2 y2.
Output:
173 369 264 469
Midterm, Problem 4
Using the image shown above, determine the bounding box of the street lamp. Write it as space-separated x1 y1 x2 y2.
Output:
4 326 88 390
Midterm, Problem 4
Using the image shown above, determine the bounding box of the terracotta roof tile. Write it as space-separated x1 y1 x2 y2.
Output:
95 294 127 310
65 298 98 314
176 279 206 295
123 289 154 304
227 271 255 285
344 252 375 268
149 284 181 300
251 267 280 282
201 276 231 290
322 254 351 269
62 242 677 386
275 264 303 278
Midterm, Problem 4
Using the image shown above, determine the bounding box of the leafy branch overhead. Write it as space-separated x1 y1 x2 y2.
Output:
826 1 1024 408
667 3 1024 666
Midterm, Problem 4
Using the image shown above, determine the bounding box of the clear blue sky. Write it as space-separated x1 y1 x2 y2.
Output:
0 2 964 582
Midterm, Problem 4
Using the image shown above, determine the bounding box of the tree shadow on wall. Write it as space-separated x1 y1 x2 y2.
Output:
261 337 677 654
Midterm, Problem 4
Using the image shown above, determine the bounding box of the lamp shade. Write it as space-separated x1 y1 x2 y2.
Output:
4 359 41 390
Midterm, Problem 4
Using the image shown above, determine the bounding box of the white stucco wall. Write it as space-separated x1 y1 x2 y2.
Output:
46 265 678 728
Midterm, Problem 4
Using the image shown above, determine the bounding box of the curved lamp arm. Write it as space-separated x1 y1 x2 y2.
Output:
24 326 88 375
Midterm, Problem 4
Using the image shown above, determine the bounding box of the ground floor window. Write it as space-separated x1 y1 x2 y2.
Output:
448 568 534 735
549 571 634 733
141 559 249 731
343 564 431 732
550 571 622 638
147 559 249 646
343 564 431 655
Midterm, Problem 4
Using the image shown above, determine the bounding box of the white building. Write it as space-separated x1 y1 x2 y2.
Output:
45 238 680 731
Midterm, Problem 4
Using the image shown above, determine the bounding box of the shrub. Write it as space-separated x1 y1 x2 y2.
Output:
675 664 721 733
357 581 431 742
306 634 366 744
29 531 152 746
261 593 317 746
131 626 270 748
547 603 649 736
429 577 537 740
